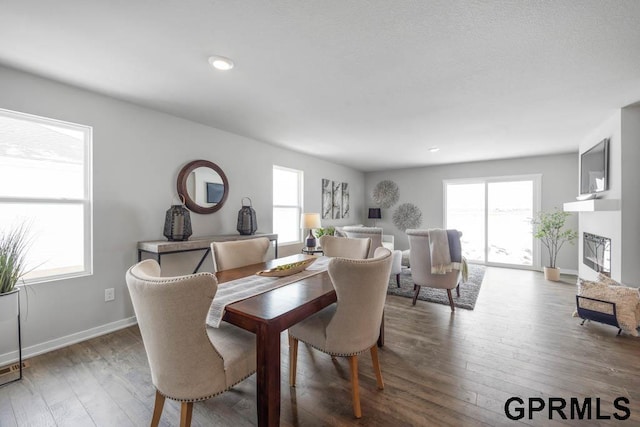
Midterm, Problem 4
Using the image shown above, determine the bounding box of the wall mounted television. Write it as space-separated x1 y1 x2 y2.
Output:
580 138 609 195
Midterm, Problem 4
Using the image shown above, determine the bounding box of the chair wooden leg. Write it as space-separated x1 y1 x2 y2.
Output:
456 283 460 297
348 355 362 418
412 285 421 306
396 274 401 287
180 402 193 427
446 289 455 312
151 390 165 427
370 345 384 390
289 333 299 387
377 312 384 348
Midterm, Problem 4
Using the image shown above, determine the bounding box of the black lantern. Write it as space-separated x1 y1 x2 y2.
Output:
163 195 192 241
237 197 257 235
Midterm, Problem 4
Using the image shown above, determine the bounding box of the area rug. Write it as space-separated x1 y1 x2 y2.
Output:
387 264 486 310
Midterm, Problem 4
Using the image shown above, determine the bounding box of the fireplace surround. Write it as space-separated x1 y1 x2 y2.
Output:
583 232 611 277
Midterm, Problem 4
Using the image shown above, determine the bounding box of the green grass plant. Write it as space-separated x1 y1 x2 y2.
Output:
0 223 30 294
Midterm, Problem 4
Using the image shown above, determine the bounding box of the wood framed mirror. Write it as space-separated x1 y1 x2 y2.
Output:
177 160 229 214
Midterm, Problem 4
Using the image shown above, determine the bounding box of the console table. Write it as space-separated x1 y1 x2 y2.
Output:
137 233 278 273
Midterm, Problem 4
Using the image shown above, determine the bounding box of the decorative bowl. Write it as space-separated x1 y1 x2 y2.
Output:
256 258 316 277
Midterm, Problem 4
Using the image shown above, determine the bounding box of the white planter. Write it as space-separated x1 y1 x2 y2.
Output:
544 267 561 282
0 289 20 322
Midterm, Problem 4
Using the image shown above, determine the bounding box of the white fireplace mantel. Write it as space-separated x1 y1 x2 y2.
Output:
563 199 620 212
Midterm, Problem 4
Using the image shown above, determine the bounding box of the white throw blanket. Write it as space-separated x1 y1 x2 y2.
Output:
428 229 461 274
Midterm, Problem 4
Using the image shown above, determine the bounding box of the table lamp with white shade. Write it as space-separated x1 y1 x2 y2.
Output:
301 213 321 248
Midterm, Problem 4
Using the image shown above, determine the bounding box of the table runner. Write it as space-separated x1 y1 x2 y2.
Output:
207 256 331 327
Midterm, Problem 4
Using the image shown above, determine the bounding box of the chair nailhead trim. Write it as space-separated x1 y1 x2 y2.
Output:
156 370 257 403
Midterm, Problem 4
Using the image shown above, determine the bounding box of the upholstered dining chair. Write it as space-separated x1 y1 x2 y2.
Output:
126 260 256 427
343 226 403 286
342 226 382 258
288 247 393 418
319 235 371 259
211 236 270 271
406 229 462 311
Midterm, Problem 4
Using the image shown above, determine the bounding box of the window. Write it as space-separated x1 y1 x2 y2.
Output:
444 175 540 268
273 165 303 244
0 108 92 283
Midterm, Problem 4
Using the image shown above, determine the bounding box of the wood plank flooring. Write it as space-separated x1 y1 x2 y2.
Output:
2 267 640 426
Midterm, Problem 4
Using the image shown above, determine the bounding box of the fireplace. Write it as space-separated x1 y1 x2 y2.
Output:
583 232 611 277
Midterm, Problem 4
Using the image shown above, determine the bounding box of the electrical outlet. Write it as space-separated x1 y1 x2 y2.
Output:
105 288 115 302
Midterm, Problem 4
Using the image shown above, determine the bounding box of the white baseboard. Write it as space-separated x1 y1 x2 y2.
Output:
0 316 137 366
530 267 579 276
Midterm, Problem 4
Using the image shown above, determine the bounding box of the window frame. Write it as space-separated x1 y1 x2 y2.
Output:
0 108 93 284
272 165 303 245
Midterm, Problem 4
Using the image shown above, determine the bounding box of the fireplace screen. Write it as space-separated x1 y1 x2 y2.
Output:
583 232 611 277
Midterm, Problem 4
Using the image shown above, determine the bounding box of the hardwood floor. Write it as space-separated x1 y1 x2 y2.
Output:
2 267 640 426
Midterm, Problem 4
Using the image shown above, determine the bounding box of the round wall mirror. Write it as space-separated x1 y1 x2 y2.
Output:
177 160 229 214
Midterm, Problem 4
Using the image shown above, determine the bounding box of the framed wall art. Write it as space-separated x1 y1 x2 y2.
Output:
321 179 350 219
341 182 350 218
332 180 342 219
321 178 332 219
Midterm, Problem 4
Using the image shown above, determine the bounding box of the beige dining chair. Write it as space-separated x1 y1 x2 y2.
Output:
343 226 403 285
406 229 462 311
342 226 382 258
288 247 393 418
319 235 371 259
126 259 256 427
211 237 270 271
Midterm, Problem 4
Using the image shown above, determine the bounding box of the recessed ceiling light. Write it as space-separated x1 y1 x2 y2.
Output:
428 146 440 153
208 55 234 71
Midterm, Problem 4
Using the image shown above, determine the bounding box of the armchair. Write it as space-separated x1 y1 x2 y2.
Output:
406 229 462 311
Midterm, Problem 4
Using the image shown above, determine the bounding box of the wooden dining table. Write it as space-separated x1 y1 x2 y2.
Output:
215 254 384 427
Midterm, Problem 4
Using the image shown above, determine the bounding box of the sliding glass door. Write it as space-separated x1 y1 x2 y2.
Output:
445 182 485 262
444 175 540 268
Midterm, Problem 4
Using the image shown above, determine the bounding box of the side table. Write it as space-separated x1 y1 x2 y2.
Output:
301 247 324 256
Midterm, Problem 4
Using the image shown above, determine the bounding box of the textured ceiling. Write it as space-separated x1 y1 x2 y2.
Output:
2 1 640 171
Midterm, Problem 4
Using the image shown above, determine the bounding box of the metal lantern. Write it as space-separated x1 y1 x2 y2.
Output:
163 195 192 241
237 197 257 235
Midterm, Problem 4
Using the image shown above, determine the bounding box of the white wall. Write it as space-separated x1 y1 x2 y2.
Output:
620 104 640 287
365 153 579 272
0 65 364 362
620 105 640 284
577 111 622 281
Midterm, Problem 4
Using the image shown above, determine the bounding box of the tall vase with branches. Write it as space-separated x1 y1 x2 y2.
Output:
531 209 577 281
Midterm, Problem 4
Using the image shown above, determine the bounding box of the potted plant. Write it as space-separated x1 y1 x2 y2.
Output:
314 226 335 239
531 209 577 281
0 223 30 321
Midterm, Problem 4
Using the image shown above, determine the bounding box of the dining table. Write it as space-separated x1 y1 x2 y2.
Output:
214 253 384 427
